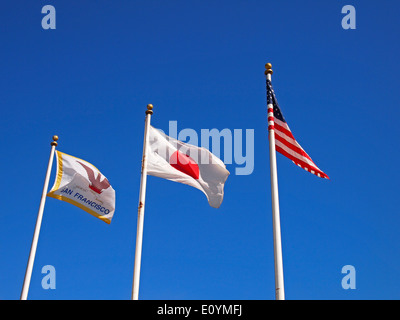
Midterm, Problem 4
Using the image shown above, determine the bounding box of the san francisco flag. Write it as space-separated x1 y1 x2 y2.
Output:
47 151 116 224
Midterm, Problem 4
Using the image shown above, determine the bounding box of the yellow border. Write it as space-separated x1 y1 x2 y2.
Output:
47 193 111 224
47 150 111 224
48 150 63 192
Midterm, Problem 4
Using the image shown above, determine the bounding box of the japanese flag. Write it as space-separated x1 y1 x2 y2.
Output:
147 126 230 208
47 151 116 224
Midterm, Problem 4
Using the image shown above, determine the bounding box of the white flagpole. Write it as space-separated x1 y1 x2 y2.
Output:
20 135 58 300
132 104 153 300
265 63 285 300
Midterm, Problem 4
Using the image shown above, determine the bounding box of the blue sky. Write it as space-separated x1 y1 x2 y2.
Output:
1 0 400 300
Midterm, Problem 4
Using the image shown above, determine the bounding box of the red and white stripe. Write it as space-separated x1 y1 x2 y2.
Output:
267 105 329 179
267 105 275 131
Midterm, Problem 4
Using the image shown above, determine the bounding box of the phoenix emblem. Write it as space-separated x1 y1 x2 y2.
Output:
77 161 111 194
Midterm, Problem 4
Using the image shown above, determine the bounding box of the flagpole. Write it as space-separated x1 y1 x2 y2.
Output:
20 135 58 300
132 104 153 300
265 63 285 300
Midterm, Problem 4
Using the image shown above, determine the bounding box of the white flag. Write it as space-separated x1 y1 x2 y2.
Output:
47 151 116 224
147 125 230 208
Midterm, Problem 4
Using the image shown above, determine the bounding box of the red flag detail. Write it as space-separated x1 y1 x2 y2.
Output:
169 150 200 180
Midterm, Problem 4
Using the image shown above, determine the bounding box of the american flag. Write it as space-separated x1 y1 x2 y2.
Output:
266 79 329 179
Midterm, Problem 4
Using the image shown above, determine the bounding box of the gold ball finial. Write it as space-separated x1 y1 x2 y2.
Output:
264 62 273 75
51 135 59 146
146 104 154 115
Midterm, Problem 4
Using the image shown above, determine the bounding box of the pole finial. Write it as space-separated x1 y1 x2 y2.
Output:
51 135 58 146
146 104 153 115
265 62 273 75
